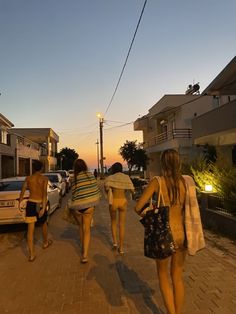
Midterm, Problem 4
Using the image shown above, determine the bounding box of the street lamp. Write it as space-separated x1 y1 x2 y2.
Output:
97 113 104 178
95 139 100 174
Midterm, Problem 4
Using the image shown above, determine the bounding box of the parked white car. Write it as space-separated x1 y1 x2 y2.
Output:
54 170 71 192
43 172 66 197
0 176 61 225
68 170 74 180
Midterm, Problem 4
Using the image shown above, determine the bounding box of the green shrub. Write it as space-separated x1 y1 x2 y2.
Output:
189 158 236 213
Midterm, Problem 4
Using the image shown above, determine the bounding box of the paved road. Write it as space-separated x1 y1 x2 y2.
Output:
0 186 236 314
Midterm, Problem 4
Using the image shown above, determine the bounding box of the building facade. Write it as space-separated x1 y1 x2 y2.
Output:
12 128 59 172
192 56 236 167
134 94 213 178
0 113 15 178
1 113 60 178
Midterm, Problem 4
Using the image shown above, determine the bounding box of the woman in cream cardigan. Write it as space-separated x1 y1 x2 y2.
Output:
104 162 134 254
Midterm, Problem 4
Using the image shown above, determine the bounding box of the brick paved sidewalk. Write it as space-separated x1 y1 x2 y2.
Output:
0 186 236 314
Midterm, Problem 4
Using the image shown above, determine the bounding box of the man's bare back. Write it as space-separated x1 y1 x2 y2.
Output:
26 173 48 202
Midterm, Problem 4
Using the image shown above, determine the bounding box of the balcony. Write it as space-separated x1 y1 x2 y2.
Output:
145 128 192 152
154 128 192 144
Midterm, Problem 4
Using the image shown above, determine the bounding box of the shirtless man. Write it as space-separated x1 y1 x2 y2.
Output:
19 160 52 261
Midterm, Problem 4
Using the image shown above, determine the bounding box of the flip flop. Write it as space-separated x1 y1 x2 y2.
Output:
42 239 53 249
28 255 36 262
118 248 124 255
81 257 88 264
112 243 118 250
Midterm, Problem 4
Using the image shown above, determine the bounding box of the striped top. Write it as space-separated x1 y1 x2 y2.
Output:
71 171 100 209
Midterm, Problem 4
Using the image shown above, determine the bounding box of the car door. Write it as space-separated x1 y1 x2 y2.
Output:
47 182 59 213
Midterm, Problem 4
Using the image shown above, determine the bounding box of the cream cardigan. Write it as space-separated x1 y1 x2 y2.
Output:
183 175 205 255
104 172 134 205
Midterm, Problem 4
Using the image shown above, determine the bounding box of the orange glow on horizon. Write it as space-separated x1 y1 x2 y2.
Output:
58 126 143 170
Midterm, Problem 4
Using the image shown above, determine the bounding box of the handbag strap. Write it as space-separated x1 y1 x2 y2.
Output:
156 176 166 207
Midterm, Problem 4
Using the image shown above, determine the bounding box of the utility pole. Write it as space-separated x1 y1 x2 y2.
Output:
95 139 100 174
99 116 104 178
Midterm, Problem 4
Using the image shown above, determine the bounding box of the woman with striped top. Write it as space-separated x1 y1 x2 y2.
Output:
70 159 100 263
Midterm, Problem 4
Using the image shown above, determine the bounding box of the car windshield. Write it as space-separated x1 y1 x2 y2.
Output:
0 181 25 191
44 174 59 183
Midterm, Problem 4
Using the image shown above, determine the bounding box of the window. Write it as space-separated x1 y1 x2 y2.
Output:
0 129 8 144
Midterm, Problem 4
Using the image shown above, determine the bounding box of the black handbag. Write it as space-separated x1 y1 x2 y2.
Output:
140 177 176 259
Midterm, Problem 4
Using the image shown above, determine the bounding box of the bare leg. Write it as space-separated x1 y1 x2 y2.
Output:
41 221 48 246
82 207 94 259
171 249 187 314
74 213 83 250
109 206 117 246
118 208 126 252
27 222 35 259
156 258 176 314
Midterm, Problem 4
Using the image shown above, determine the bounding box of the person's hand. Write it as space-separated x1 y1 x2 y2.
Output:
18 200 24 214
38 208 45 218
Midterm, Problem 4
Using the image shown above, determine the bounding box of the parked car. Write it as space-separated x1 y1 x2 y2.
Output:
54 170 71 193
43 173 66 197
0 176 61 225
68 170 74 180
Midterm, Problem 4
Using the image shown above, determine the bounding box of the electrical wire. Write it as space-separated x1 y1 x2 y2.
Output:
104 121 134 131
104 0 148 117
140 94 206 120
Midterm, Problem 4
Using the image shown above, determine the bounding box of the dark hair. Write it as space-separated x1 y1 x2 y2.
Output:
160 149 184 205
33 160 43 172
111 162 123 174
73 159 88 181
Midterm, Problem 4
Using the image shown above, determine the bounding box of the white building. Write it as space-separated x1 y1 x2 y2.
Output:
134 94 213 178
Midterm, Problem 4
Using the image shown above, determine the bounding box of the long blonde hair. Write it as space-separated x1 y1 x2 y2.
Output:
160 149 184 205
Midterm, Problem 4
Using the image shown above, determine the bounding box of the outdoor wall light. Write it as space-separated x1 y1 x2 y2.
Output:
204 184 213 192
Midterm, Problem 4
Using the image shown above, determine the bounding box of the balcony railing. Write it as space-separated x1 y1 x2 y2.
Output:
153 128 192 144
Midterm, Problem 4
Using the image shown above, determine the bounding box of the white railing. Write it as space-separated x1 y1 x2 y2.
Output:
153 128 192 145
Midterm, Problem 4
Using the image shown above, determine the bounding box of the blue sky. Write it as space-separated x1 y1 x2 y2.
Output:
0 0 236 169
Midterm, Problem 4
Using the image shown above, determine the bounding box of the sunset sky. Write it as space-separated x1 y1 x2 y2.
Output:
1 0 236 170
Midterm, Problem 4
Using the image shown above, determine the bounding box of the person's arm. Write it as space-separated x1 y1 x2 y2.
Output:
134 178 159 215
18 178 28 211
104 179 109 195
39 177 48 217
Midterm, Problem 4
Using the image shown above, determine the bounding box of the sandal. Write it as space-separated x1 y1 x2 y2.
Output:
81 257 88 264
42 239 53 249
118 248 124 255
28 255 36 262
112 243 118 250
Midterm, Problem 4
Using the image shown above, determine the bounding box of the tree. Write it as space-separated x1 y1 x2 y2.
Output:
119 140 148 175
56 147 79 170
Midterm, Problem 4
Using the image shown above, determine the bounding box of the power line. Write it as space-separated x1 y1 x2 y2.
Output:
105 119 130 124
104 121 134 131
141 94 206 120
104 0 148 117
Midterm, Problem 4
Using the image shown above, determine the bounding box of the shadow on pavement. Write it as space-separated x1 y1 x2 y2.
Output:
92 223 112 247
86 254 163 313
116 260 163 314
87 254 124 306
